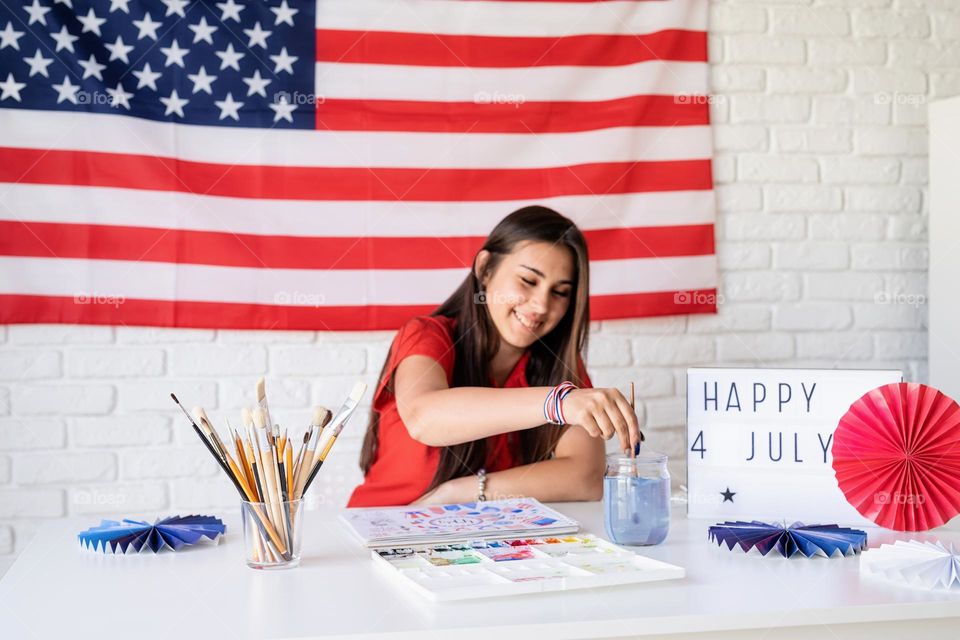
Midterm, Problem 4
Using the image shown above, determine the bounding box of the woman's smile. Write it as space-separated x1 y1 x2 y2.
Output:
512 308 543 332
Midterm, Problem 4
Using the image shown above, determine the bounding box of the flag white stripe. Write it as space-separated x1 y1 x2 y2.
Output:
0 255 718 305
315 60 707 103
2 110 711 169
0 184 717 237
315 0 707 37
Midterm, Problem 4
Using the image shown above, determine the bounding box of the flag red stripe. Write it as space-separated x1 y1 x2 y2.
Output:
590 288 717 320
1 148 713 201
315 95 708 133
0 291 717 331
315 29 707 67
0 221 715 269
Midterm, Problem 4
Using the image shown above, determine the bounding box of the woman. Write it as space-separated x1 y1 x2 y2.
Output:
347 206 641 507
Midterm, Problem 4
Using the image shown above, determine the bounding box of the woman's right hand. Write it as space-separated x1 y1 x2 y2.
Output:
561 388 642 454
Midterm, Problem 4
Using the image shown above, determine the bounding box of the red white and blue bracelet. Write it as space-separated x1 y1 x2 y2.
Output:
543 381 577 425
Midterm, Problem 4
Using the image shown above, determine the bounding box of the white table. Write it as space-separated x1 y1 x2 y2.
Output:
1 503 958 640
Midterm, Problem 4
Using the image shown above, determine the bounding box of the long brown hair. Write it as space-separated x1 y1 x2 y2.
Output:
358 205 591 495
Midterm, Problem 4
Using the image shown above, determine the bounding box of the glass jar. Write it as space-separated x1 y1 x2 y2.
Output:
241 498 303 569
603 451 671 546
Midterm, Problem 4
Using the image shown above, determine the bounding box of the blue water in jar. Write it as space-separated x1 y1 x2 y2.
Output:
603 475 670 546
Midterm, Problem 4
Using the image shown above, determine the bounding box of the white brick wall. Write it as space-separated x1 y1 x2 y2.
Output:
0 0 946 575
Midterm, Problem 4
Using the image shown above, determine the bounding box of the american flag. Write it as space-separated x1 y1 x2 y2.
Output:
0 0 717 331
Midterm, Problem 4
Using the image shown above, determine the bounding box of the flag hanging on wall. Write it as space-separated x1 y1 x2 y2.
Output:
0 0 716 331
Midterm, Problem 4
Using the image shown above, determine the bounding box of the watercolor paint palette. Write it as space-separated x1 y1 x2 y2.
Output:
372 534 685 601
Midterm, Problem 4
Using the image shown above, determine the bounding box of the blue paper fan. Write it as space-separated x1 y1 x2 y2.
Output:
708 521 867 558
79 515 226 554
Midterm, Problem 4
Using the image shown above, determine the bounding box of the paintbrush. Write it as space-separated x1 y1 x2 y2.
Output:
303 382 367 495
292 430 310 494
193 409 266 530
228 419 257 500
193 407 231 461
284 434 294 499
171 394 233 481
241 407 265 500
247 425 287 558
243 408 276 531
174 397 247 500
255 376 274 438
626 382 638 477
244 419 279 552
631 381 646 450
252 409 283 532
256 376 284 502
227 420 251 489
277 431 289 502
243 431 264 502
254 408 292 548
295 406 331 499
283 436 295 523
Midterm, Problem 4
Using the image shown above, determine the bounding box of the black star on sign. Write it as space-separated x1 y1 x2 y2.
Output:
721 487 736 503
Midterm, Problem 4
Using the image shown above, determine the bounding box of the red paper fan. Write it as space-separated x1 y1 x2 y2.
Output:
833 383 960 531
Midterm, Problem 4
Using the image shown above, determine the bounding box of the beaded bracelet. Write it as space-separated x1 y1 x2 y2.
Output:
476 468 487 502
543 381 577 425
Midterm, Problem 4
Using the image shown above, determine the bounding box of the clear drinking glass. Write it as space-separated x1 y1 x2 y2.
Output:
603 451 671 546
241 499 303 569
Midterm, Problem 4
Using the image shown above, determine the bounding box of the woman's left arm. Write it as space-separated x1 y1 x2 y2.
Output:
416 425 606 504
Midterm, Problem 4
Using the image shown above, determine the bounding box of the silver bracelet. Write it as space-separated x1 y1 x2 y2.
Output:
476 468 487 503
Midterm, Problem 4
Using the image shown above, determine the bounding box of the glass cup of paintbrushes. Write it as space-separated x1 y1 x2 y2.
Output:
237 406 306 569
170 380 367 570
241 498 303 569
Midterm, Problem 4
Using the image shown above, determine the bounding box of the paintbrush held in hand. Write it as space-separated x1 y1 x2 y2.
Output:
170 378 367 561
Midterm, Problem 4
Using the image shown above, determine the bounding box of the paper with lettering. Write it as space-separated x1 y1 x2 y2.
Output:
340 498 579 548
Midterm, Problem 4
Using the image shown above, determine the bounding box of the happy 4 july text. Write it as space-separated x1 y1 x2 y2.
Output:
699 380 833 463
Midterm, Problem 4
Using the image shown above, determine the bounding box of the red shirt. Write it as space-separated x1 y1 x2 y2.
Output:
347 315 590 507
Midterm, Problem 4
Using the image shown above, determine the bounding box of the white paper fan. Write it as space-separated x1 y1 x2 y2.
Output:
860 540 960 590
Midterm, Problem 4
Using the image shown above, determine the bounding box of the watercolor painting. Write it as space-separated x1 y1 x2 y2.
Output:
344 498 578 546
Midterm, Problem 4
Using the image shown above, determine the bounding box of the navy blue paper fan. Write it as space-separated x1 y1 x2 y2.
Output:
79 515 226 554
709 521 867 558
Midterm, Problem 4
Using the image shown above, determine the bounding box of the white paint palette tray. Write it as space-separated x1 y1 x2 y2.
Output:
371 534 685 601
